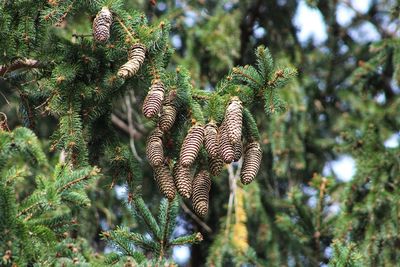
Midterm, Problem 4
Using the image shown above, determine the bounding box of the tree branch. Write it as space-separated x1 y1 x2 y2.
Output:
0 58 43 76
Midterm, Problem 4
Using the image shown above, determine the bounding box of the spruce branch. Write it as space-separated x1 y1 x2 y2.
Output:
57 166 100 193
0 59 43 76
114 14 137 43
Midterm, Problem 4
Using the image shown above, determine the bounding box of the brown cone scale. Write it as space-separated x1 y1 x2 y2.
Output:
173 162 192 199
192 170 211 217
117 43 146 79
224 97 243 144
146 128 164 167
208 156 223 176
204 121 219 158
154 164 176 200
179 124 204 167
93 7 112 43
240 141 262 185
142 80 165 118
218 121 234 163
159 104 177 132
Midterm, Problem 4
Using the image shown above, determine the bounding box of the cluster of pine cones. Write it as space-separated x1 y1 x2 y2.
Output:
93 7 262 218
92 7 147 80
146 97 262 217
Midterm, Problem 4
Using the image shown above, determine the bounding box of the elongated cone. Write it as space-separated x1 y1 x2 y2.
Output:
143 80 165 118
224 97 243 144
146 128 164 167
117 43 146 78
159 104 177 132
192 170 211 217
173 162 192 199
180 124 204 167
204 121 219 158
154 164 176 200
208 156 223 176
233 141 243 162
240 141 262 185
93 7 112 42
218 121 234 163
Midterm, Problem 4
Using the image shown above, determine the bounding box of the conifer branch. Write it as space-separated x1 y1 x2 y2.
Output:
114 15 136 42
16 202 44 218
57 167 100 193
0 59 42 76
232 67 262 88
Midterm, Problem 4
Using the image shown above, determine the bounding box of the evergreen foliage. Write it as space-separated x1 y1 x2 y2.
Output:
1 0 400 266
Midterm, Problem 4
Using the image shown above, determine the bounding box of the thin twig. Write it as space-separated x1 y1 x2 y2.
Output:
180 201 212 234
114 15 136 42
111 113 141 139
124 94 143 162
0 58 42 76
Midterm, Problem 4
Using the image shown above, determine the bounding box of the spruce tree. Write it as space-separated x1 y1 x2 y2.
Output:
1 0 399 266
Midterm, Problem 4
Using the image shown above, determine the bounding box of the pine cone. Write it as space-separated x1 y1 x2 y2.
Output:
224 97 243 144
204 121 219 158
218 122 234 163
154 164 176 200
192 170 211 217
142 80 165 118
240 141 262 185
208 156 223 176
117 43 146 78
173 162 192 199
233 141 243 162
146 128 164 167
93 7 112 42
180 124 204 167
159 104 177 132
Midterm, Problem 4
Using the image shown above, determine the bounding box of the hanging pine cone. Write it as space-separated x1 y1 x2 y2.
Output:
218 122 234 163
180 124 204 167
204 121 219 158
192 170 211 217
224 97 243 144
117 43 146 78
154 164 176 200
159 104 177 132
233 141 243 162
240 141 262 185
173 162 192 199
208 156 223 176
93 7 113 42
146 128 164 167
142 79 165 118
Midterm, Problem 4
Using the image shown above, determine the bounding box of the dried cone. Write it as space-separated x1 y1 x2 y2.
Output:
117 43 146 78
224 97 243 144
93 7 113 42
159 104 177 132
173 162 192 199
240 141 262 185
192 170 211 217
233 141 243 162
154 164 176 200
180 124 204 167
146 128 164 167
218 122 234 163
143 79 165 118
204 121 219 158
208 156 223 176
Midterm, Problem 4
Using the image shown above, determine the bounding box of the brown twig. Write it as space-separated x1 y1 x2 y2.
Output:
180 201 212 234
0 58 42 76
111 113 141 139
